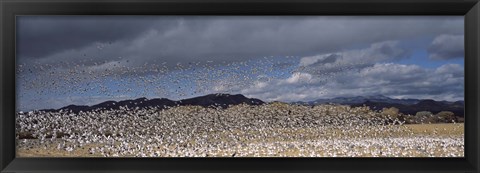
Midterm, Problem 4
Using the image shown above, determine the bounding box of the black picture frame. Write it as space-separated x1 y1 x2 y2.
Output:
1 0 479 172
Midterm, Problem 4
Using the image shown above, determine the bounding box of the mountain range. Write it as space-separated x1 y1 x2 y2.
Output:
294 94 421 105
41 93 264 113
40 94 464 117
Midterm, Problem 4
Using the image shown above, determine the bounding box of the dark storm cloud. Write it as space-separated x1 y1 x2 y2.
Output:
427 34 464 60
298 41 410 76
17 16 176 59
17 16 463 72
310 54 339 65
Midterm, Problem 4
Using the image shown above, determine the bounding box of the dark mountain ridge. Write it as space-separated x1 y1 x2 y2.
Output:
41 93 264 113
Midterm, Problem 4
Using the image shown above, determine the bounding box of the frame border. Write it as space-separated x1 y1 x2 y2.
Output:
1 0 479 173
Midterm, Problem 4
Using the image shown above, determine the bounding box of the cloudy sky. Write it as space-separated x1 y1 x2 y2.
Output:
16 16 464 111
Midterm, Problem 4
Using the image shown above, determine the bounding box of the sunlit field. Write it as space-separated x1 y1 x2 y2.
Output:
16 104 464 157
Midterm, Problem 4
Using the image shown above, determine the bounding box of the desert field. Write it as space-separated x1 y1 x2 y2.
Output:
16 104 464 157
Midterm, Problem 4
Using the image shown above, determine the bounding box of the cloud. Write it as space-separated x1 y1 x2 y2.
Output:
434 63 463 77
428 34 464 60
357 63 426 84
285 72 313 84
298 41 409 75
18 16 463 72
240 61 464 102
16 16 174 59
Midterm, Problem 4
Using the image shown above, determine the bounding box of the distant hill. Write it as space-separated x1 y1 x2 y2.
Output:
294 95 464 117
179 93 264 108
42 93 264 113
294 94 420 105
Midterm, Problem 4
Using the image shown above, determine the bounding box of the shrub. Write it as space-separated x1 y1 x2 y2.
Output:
456 116 465 123
425 115 441 124
436 111 456 123
382 107 399 117
381 107 400 124
415 111 433 124
415 111 432 117
17 132 36 139
402 114 418 124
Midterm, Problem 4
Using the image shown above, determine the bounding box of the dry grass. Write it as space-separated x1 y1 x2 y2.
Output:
404 123 464 136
